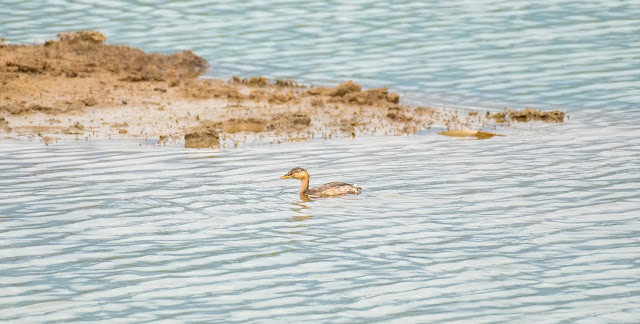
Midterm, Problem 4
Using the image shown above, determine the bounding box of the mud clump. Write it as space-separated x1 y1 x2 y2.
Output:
117 49 208 82
511 109 565 122
219 118 266 133
492 108 565 123
304 81 401 107
275 78 302 88
346 87 400 106
1 103 62 115
231 76 303 88
0 117 11 133
62 122 84 135
386 106 412 121
268 113 311 131
231 76 268 86
268 91 296 103
110 122 129 128
182 79 244 100
329 80 361 97
1 30 208 83
185 126 220 148
56 31 107 44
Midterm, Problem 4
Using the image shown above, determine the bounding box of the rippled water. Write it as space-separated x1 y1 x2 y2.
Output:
2 0 639 111
2 0 640 322
2 114 640 322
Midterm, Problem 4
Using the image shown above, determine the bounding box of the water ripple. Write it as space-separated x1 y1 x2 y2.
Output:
2 0 639 111
2 108 640 322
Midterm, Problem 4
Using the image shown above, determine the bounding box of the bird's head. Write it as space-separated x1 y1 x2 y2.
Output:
280 167 308 180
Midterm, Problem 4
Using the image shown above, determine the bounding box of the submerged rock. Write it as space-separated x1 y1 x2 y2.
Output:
438 129 501 140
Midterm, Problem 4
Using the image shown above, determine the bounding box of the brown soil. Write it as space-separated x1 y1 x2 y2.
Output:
0 31 565 147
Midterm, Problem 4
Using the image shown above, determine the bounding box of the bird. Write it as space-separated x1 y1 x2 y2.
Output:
280 167 362 198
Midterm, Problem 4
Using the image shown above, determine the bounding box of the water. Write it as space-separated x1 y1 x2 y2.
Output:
2 0 639 111
2 0 640 322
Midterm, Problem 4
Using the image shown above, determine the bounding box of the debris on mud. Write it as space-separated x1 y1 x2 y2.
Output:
491 108 565 123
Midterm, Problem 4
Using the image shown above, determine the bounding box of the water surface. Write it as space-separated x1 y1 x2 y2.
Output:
2 111 640 322
2 0 639 111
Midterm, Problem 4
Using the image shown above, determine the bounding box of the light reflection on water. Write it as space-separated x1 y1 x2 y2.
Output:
1 111 640 322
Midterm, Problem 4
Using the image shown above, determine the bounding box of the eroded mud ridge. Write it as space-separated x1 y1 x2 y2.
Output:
0 31 565 147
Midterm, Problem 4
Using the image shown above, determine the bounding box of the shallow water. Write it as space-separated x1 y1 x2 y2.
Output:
2 0 640 322
2 112 640 322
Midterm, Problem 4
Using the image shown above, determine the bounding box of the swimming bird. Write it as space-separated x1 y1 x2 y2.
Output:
280 167 362 198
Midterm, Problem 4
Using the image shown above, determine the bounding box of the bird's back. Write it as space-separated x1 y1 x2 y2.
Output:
309 182 362 197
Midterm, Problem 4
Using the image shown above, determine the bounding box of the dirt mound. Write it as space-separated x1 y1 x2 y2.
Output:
303 81 400 107
184 126 220 148
2 31 564 145
56 31 107 44
329 80 361 96
1 31 208 82
0 31 210 116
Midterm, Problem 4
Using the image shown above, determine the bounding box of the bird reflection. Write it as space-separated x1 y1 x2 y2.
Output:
289 215 312 222
287 202 311 222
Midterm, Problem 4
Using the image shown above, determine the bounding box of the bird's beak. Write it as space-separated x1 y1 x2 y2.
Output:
280 175 291 179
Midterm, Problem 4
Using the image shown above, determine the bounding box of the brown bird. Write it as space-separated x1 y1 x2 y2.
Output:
280 167 362 198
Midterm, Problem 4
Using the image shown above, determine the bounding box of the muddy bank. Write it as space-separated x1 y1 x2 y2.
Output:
0 31 565 147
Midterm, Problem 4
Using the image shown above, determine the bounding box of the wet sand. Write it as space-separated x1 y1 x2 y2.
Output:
0 31 564 147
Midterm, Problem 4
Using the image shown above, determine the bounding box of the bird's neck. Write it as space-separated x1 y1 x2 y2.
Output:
299 176 310 196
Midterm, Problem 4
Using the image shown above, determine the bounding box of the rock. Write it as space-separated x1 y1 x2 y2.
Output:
184 126 220 148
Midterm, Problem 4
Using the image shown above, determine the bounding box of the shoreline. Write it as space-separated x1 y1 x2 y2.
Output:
0 31 564 147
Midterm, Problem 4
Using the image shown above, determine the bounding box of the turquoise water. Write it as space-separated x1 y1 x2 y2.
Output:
2 1 640 323
2 0 639 111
